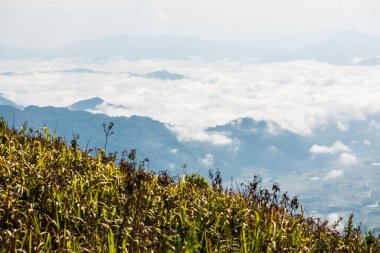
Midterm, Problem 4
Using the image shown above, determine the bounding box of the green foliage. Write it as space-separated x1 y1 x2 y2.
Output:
0 118 379 252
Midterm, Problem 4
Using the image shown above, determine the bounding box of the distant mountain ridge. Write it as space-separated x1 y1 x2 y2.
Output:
2 31 380 65
0 104 190 171
355 57 380 66
143 70 187 80
0 43 36 59
68 97 129 112
0 95 318 174
1 68 187 80
0 94 23 109
68 97 105 111
274 31 380 65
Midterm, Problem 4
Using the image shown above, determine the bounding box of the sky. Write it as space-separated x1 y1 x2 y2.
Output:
1 0 380 49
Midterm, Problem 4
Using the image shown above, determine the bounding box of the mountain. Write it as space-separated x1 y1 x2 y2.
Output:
41 31 380 65
61 68 100 74
2 100 380 228
206 118 313 171
46 35 230 59
0 67 187 81
273 31 380 65
0 94 22 109
2 97 380 174
68 97 105 111
0 104 199 171
68 97 130 113
0 43 36 59
2 31 380 65
2 35 278 60
0 101 316 176
355 57 380 66
143 70 187 80
0 71 18 76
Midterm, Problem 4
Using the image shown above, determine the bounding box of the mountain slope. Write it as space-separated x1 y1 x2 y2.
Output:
355 57 380 66
0 105 194 171
0 94 22 109
274 31 380 65
0 43 36 59
2 99 380 228
144 70 187 80
68 97 105 111
3 31 380 65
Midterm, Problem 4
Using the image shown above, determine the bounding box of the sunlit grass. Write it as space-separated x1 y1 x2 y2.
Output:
0 118 379 252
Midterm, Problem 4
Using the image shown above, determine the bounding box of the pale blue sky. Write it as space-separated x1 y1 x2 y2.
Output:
0 0 379 49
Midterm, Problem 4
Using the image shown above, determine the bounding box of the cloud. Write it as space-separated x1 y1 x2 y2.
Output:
336 121 349 131
200 154 214 167
309 140 350 155
2 58 380 143
167 125 235 145
325 212 345 232
325 169 344 179
338 153 357 166
156 11 168 21
363 139 371 146
326 212 341 224
170 148 178 154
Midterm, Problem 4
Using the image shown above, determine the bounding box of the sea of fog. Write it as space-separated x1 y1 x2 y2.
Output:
2 58 380 140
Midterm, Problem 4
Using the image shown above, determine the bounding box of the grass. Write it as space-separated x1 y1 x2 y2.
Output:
0 118 379 252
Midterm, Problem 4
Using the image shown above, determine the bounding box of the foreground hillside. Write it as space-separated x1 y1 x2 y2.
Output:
0 119 378 252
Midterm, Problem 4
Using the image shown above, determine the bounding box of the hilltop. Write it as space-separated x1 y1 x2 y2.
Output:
0 118 378 251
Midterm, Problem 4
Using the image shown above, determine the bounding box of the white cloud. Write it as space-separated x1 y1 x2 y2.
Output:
2 58 380 142
318 212 355 233
337 121 349 131
326 212 341 224
266 121 283 136
363 139 371 146
156 11 168 21
339 153 358 166
200 154 214 167
367 202 378 208
269 146 278 152
309 140 350 155
325 169 344 179
166 124 235 145
170 148 178 154
325 212 344 232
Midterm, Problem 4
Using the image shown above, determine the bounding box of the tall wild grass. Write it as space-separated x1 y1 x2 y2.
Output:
0 118 379 252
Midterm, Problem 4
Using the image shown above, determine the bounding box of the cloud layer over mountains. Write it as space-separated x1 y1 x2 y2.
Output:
2 58 380 142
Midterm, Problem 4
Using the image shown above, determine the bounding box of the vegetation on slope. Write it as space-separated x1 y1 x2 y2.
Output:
0 118 379 252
